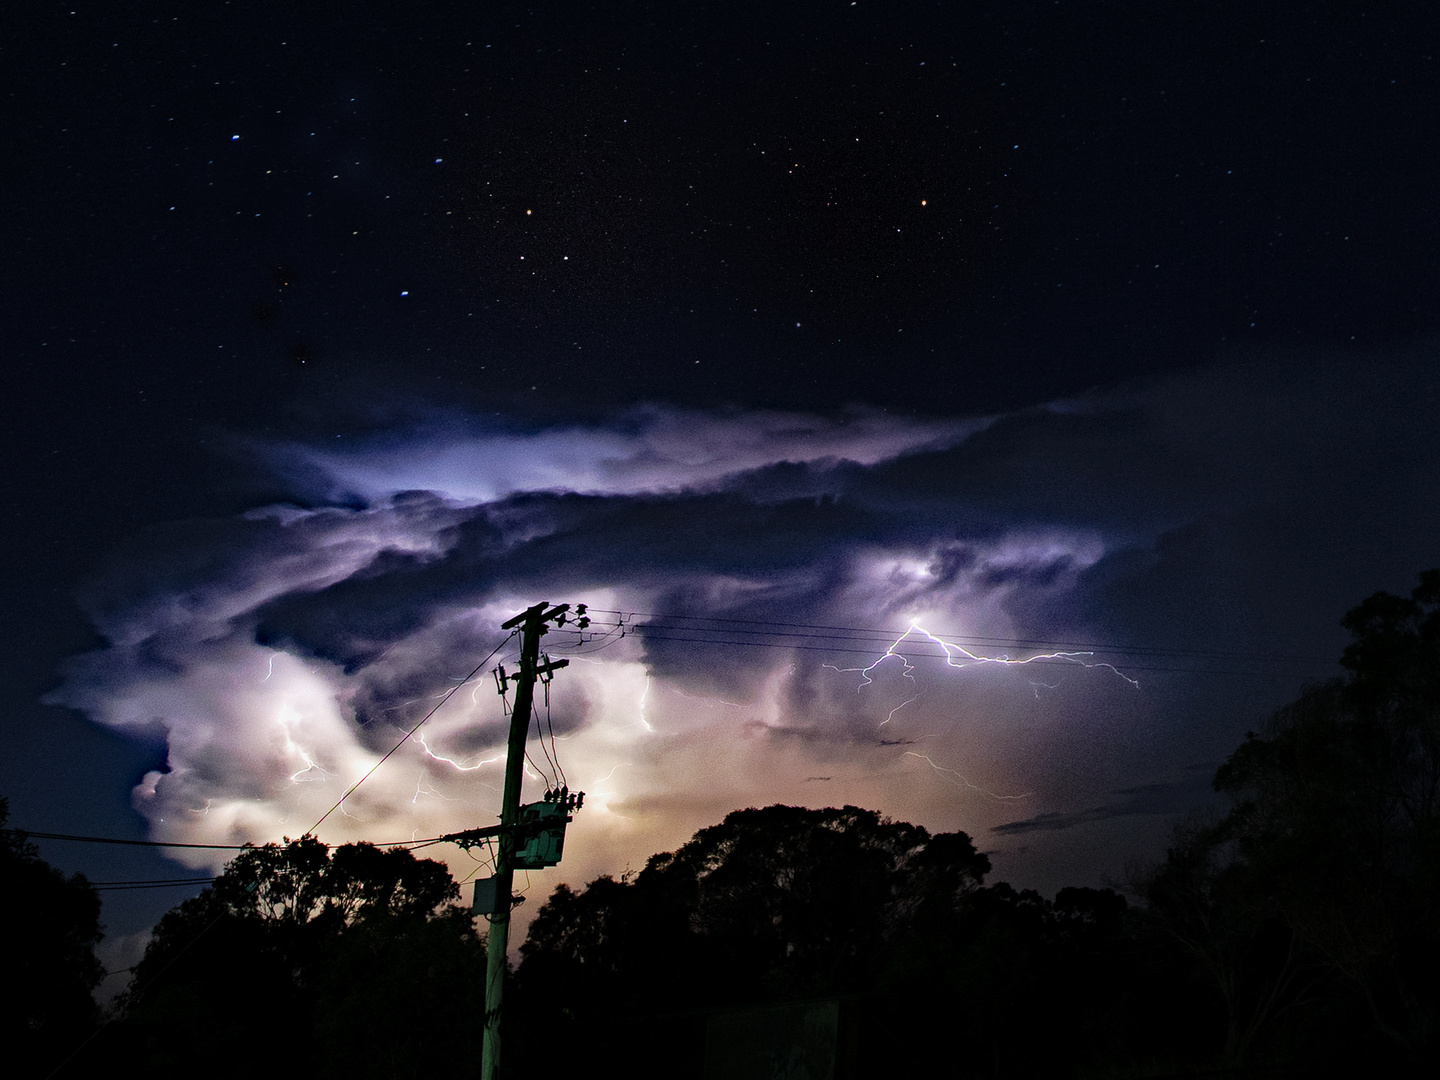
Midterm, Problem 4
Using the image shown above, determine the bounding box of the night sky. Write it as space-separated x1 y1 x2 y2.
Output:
5 1 1439 992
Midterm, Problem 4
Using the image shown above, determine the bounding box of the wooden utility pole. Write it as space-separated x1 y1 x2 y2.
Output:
481 602 569 1080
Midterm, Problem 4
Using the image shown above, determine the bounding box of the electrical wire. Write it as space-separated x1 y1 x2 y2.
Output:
584 608 1333 667
630 631 1299 678
7 830 259 850
307 631 517 834
544 683 567 789
559 612 1325 679
524 749 554 792
2 828 465 853
545 617 630 654
531 700 561 790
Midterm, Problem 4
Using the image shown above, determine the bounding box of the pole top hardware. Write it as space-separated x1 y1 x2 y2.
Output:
499 602 542 631
554 603 590 630
501 601 585 631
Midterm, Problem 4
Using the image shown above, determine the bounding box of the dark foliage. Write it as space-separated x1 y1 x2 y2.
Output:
513 804 1144 1078
1141 569 1440 1074
0 798 104 1066
112 836 484 1080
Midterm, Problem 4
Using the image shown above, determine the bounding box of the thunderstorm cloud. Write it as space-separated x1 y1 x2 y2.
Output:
49 350 1440 891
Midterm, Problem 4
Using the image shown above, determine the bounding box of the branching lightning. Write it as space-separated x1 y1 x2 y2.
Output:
414 729 504 772
277 702 330 783
916 623 1138 685
824 639 919 689
831 622 1138 697
411 777 456 804
824 623 1137 800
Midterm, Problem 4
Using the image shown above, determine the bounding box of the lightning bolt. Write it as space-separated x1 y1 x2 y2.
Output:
411 777 456 804
904 751 1030 801
826 624 1134 801
669 687 751 710
834 623 1139 692
277 702 330 783
593 763 628 783
914 624 1140 686
824 638 919 689
414 729 504 772
637 675 653 732
880 695 920 727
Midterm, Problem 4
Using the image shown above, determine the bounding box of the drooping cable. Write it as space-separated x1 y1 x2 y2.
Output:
544 681 567 789
308 632 517 834
530 700 560 790
3 827 476 853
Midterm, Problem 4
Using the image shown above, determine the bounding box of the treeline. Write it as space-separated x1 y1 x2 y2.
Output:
13 570 1440 1077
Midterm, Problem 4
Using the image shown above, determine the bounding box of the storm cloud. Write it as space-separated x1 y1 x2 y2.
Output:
49 350 1440 891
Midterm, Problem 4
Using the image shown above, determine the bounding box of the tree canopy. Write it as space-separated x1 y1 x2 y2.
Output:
521 804 990 1005
514 804 1143 1077
1144 569 1440 1072
116 836 483 1079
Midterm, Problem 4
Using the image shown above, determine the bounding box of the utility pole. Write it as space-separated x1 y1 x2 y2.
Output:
481 602 571 1080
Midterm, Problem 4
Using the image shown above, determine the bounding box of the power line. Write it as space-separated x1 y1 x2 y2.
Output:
581 608 1333 666
307 631 517 834
2 828 465 854
7 830 257 850
543 683 567 789
587 629 1311 679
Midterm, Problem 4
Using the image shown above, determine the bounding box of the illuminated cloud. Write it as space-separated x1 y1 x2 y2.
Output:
49 352 1440 893
260 403 989 504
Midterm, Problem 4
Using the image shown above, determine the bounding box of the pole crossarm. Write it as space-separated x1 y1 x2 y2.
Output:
439 823 505 850
440 806 574 852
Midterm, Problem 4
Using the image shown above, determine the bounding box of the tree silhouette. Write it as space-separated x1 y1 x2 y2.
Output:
522 804 990 1007
1215 570 1440 1062
1141 569 1440 1071
117 836 483 1079
516 805 1159 1077
0 798 104 1063
518 805 1039 1075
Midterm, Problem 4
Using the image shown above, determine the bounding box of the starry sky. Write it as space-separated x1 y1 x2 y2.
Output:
5 1 1439 987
